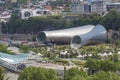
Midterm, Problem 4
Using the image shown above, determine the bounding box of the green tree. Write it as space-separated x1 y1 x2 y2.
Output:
111 53 119 62
0 43 7 52
88 71 120 80
18 67 58 80
85 58 101 74
85 58 118 74
101 60 117 72
0 67 8 80
64 68 87 80
0 67 4 80
102 10 120 30
70 75 86 80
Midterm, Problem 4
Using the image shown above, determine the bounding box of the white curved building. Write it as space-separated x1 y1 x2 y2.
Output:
37 25 95 43
71 24 107 49
37 24 107 48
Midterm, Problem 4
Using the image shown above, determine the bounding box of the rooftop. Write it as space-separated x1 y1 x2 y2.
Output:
0 52 32 64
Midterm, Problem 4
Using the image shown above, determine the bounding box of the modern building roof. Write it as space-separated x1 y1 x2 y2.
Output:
0 52 32 64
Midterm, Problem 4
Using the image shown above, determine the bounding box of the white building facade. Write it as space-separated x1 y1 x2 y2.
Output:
70 2 90 14
106 3 120 12
70 1 107 14
91 1 107 13
20 8 52 19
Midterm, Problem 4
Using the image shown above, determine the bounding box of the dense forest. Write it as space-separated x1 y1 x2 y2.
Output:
1 10 120 34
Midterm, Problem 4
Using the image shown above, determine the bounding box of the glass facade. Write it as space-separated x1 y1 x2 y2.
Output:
0 52 32 71
0 52 32 64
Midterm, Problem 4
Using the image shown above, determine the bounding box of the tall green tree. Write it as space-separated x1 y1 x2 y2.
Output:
88 71 120 80
102 10 120 30
64 67 87 80
85 58 118 74
18 67 58 80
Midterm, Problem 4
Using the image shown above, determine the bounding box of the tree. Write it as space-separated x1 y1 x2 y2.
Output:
0 43 7 52
64 67 87 80
102 10 120 30
18 67 58 80
0 67 8 80
85 58 101 74
111 53 119 62
46 68 58 80
70 75 86 80
4 10 120 34
85 58 118 74
88 71 120 80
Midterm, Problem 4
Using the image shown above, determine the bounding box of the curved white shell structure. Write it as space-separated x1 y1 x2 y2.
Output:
71 24 107 49
37 25 95 43
36 24 107 48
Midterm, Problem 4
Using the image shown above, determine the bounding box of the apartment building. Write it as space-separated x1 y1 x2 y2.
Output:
91 1 107 13
70 0 107 14
106 3 120 12
70 1 90 14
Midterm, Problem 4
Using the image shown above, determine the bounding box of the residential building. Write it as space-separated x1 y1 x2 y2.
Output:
20 8 52 19
0 11 11 22
70 0 107 14
91 1 107 13
70 1 90 14
106 3 120 12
